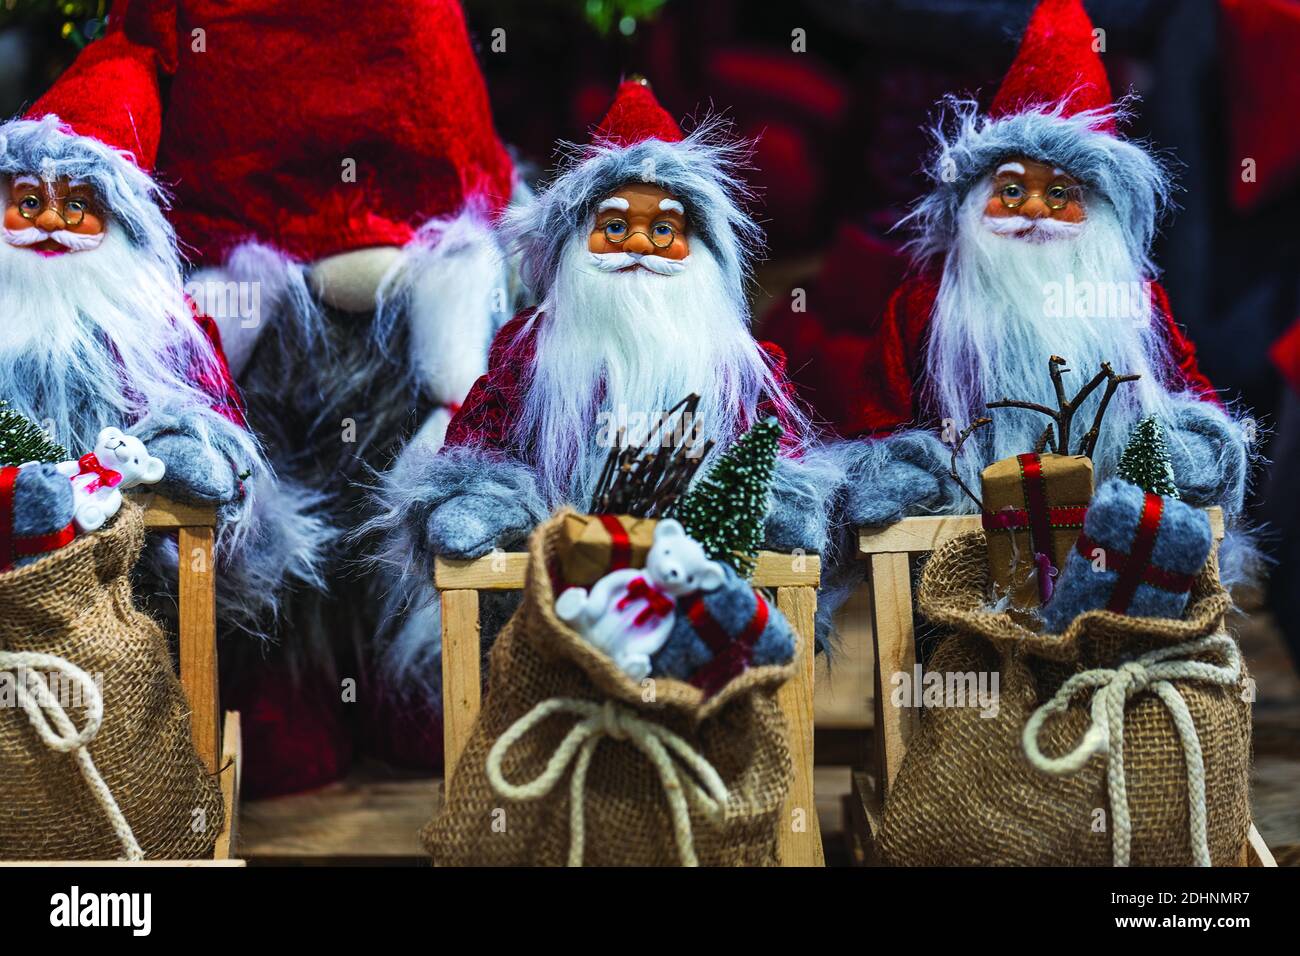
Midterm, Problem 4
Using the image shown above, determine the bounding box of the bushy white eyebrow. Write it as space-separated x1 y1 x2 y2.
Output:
995 162 1026 176
659 198 685 215
11 175 40 189
597 197 630 212
1053 168 1065 177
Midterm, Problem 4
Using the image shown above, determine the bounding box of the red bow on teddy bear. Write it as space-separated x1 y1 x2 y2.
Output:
76 453 123 493
617 576 676 626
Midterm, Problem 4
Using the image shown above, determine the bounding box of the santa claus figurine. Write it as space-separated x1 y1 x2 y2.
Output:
811 0 1249 538
0 58 322 647
16 0 521 795
371 79 834 731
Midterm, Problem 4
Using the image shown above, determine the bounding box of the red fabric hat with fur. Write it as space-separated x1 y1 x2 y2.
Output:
25 23 162 172
990 0 1115 133
24 0 515 266
593 78 684 147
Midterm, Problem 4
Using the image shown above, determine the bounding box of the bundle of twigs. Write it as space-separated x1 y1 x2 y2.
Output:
588 394 714 517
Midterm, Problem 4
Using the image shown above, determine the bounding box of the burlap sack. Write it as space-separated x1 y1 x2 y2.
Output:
425 508 795 866
881 530 1251 867
0 503 222 860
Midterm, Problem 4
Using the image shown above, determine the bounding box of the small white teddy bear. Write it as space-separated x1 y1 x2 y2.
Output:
55 426 166 533
555 519 724 680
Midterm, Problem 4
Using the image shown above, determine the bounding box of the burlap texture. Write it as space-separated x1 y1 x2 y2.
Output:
0 503 222 860
425 508 795 866
881 530 1251 866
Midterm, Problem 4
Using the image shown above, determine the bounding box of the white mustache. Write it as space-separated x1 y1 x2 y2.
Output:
3 225 106 252
982 214 1085 242
587 251 689 276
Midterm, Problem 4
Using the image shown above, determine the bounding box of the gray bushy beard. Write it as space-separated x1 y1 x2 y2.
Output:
924 185 1186 505
0 226 226 454
514 235 793 507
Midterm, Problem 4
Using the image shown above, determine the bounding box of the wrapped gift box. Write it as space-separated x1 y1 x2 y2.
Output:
980 452 1092 607
558 513 658 586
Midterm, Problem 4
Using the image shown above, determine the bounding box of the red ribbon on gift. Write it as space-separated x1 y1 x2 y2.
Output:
616 576 675 627
76 453 123 494
598 514 632 572
980 453 1088 604
683 590 771 698
1074 492 1196 613
0 466 77 573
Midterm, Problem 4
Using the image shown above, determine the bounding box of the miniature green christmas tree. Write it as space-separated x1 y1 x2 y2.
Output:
0 400 67 467
1116 415 1180 498
675 416 781 579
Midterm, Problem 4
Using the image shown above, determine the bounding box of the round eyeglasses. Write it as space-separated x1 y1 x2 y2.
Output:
13 191 91 227
600 218 677 249
997 181 1080 211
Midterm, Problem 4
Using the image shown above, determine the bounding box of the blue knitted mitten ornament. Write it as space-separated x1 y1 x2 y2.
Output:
652 564 795 694
1 464 77 571
1041 478 1212 633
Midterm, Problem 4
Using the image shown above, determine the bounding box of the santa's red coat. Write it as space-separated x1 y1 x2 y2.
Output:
445 310 803 453
189 310 246 426
764 259 1218 439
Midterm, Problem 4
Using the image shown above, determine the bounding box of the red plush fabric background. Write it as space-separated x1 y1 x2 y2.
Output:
108 0 515 265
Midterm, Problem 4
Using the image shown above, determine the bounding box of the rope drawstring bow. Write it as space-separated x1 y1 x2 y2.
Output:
1022 633 1241 866
0 650 143 860
486 698 729 866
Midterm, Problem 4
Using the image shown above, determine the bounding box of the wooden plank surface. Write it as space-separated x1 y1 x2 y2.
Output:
136 493 217 529
434 550 822 591
240 771 438 863
775 586 825 866
441 589 482 781
214 712 241 861
859 506 1225 555
178 524 220 775
435 553 529 590
1247 823 1278 867
868 552 919 799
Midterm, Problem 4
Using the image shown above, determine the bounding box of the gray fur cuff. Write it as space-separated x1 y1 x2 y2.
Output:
763 451 842 555
374 443 550 565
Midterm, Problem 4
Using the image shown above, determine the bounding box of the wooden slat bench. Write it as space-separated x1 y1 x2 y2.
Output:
435 549 826 866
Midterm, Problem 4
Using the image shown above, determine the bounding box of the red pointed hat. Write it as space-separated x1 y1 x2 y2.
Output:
25 27 162 173
990 0 1116 133
593 77 684 147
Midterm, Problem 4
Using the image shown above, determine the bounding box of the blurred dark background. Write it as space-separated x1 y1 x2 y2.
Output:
3 0 1299 662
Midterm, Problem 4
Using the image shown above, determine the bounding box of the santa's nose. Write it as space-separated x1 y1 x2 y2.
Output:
623 231 654 254
33 207 64 231
1020 198 1051 219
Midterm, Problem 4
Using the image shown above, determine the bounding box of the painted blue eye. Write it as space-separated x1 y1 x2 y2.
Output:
603 220 629 241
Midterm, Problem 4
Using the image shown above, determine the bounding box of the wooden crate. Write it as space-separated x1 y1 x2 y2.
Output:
1 495 242 866
851 508 1275 867
435 549 826 867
